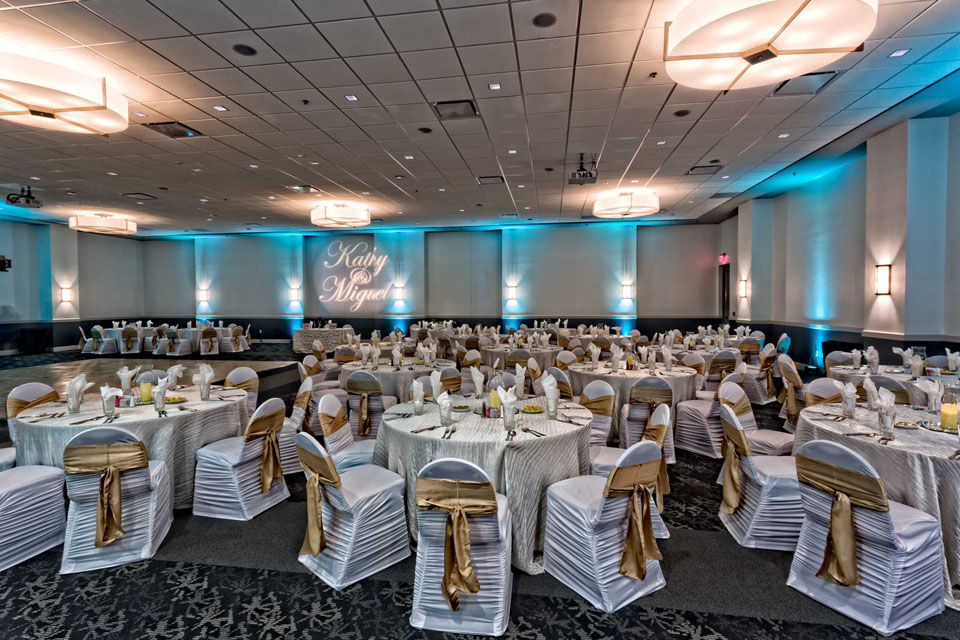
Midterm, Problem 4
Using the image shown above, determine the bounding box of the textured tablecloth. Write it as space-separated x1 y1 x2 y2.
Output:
795 403 960 610
827 366 953 406
339 359 456 401
372 395 591 574
294 328 348 354
14 386 249 509
565 334 628 350
481 346 561 370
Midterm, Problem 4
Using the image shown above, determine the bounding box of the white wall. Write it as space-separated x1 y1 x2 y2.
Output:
426 230 501 317
946 113 960 339
0 220 49 323
719 216 738 319
636 225 719 317
77 233 145 319
142 239 195 317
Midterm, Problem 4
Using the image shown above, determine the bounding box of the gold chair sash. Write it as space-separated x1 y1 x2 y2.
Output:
225 377 259 394
312 348 326 362
243 409 285 493
346 378 383 437
684 361 705 376
718 393 751 418
778 365 804 423
319 406 348 438
336 351 357 365
640 421 671 512
90 329 101 350
759 355 777 396
294 389 311 412
461 356 481 369
796 454 889 586
201 328 218 353
603 460 662 580
628 386 673 407
6 390 60 417
506 355 527 368
739 342 760 360
558 335 569 348
63 441 149 547
805 392 841 408
297 446 342 556
122 329 138 351
440 375 462 394
232 327 242 350
416 477 498 611
304 360 324 378
556 358 570 371
708 358 737 376
719 419 752 515
557 379 573 399
580 394 614 417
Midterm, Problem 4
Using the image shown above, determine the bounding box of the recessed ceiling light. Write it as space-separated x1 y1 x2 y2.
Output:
417 127 433 134
517 184 525 188
249 164 259 168
308 161 319 165
507 149 517 154
630 179 639 183
459 209 465 212
212 105 229 112
438 188 446 192
106 171 118 176
404 154 414 160
532 12 557 28
488 82 501 91
888 48 911 58
344 95 358 101
133 111 147 117
206 217 214 221
29 176 39 180
232 43 257 56
778 133 791 138
268 196 275 200
261 216 267 219
656 140 667 145
136 201 144 205
361 191 369 195
192 168 202 172
722 175 730 179
200 198 209 202
524 206 530 210
673 109 691 117
394 175 404 180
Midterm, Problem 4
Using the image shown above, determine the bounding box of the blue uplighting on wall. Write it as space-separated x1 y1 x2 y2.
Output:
501 316 523 331
611 315 636 334
385 316 412 333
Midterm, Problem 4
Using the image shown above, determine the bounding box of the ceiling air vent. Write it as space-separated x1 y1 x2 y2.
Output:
477 175 505 185
712 192 741 199
143 121 204 139
499 213 519 220
772 71 839 96
433 100 479 120
286 185 320 194
122 192 157 200
688 165 721 175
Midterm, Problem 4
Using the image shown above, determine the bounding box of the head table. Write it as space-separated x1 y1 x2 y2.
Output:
293 327 349 354
481 345 561 370
371 394 592 574
827 365 948 406
339 359 457 401
795 403 960 610
13 386 249 509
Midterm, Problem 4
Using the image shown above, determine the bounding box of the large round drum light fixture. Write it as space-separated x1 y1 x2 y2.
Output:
310 202 371 228
69 213 137 235
0 52 129 134
664 0 879 91
592 189 660 219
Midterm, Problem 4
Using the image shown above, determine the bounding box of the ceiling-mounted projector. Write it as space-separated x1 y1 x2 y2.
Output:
569 153 597 185
5 185 42 208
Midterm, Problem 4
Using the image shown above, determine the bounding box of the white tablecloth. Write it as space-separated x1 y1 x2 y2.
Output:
14 386 249 509
481 345 561 370
795 403 960 610
372 394 592 574
339 359 456 401
294 328 348 354
827 365 954 406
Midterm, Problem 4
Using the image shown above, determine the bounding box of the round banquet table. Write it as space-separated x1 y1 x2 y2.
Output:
669 346 742 368
481 345 561 370
371 394 592 574
293 327 348 353
827 365 954 406
564 334 627 350
795 403 960 610
13 386 249 509
339 358 456 401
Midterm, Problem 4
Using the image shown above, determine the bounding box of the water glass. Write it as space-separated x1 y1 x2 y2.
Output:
413 398 424 416
502 405 516 431
199 383 211 402
841 395 856 419
546 395 558 419
102 397 116 418
67 394 82 415
878 409 895 441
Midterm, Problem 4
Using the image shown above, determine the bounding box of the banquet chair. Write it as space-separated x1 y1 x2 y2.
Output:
4 382 60 470
161 328 191 357
526 358 544 396
718 382 794 456
317 394 374 471
439 366 462 394
777 333 791 354
335 346 358 365
279 378 312 475
301 355 341 390
618 377 676 458
739 338 762 366
225 367 260 416
192 398 290 520
343 324 356 339
410 375 434 399
580 380 616 448
460 349 485 392
925 355 949 369
701 349 740 395
555 350 577 371
134 369 168 385
60 427 172 573
0 463 65 571
717 405 803 551
85 325 118 355
311 341 342 380
296 433 408 590
679 352 706 390
593 402 673 506
544 367 575 399
346 371 397 439
786 440 944 636
487 372 516 392
242 324 252 350
749 330 765 346
636 335 650 346
506 349 530 369
593 337 612 358
544 440 667 613
146 326 166 354
674 373 744 459
199 328 220 355
572 347 586 362
824 350 853 375
220 326 245 353
744 343 779 405
802 378 845 412
777 354 805 433
119 325 142 354
465 335 480 351
567 338 582 352
410 458 511 637
857 376 912 405
478 336 493 347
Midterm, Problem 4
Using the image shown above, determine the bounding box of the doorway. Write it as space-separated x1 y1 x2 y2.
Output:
719 264 730 319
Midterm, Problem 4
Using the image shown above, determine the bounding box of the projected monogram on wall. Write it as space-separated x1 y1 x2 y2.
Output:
318 240 393 312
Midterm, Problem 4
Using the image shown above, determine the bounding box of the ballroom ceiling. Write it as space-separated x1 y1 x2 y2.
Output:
0 0 958 236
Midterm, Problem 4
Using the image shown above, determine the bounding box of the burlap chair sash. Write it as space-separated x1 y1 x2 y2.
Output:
347 378 383 437
580 394 614 417
506 355 527 368
684 361 705 376
7 390 60 417
201 328 218 352
603 460 662 580
293 389 312 432
759 355 777 396
556 358 570 371
231 327 243 350
63 441 149 547
640 420 672 512
415 477 498 611
778 365 804 423
719 419 753 515
304 361 324 378
739 342 760 357
311 348 326 362
243 409 286 493
796 454 889 586
628 387 673 407
297 446 342 556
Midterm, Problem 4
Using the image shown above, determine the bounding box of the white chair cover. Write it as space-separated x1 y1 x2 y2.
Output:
302 355 341 390
226 367 259 416
0 465 65 571
719 382 794 456
581 380 615 448
280 377 312 475
744 343 779 405
318 394 374 471
346 370 398 440
85 325 119 355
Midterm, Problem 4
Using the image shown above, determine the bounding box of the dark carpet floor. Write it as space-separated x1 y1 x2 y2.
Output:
1 348 957 639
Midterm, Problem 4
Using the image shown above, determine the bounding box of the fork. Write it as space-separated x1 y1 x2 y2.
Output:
69 415 105 426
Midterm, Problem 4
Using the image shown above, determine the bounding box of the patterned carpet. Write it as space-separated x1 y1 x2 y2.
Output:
1 349 957 639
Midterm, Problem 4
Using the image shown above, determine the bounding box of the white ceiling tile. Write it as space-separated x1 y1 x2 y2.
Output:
193 68 265 94
524 92 571 113
522 68 574 94
91 41 181 75
23 3 131 45
896 0 960 37
572 88 622 109
230 92 296 115
243 64 313 91
346 54 412 84
444 4 513 46
294 59 362 88
577 31 641 66
316 18 394 56
418 77 473 101
401 49 465 79
221 0 308 28
83 0 188 39
256 25 338 62
573 63 629 90
459 43 518 74
620 84 671 108
368 81 426 105
152 0 246 34
880 60 960 87
143 36 231 71
512 0 580 40
380 12 453 51
144 72 220 99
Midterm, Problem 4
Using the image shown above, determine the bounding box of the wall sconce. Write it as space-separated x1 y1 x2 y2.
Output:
60 287 74 302
196 289 208 302
507 285 517 301
738 280 747 299
288 288 301 302
874 265 891 295
394 284 404 301
621 284 633 299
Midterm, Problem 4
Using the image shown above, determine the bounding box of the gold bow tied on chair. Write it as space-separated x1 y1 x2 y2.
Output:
297 446 342 556
415 477 498 611
243 409 286 493
62 441 149 547
346 378 382 437
719 418 752 514
778 366 804 423
759 355 777 396
7 390 61 418
603 461 662 580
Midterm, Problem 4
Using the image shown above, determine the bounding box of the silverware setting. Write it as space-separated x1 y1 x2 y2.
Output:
948 450 960 461
104 416 119 424
441 425 457 439
411 424 443 434
69 415 105 426
156 410 168 418
505 429 517 441
177 406 198 413
843 432 877 438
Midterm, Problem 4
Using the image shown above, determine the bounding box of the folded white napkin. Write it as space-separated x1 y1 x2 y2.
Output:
637 346 647 364
154 376 170 410
166 364 185 389
218 321 223 328
437 390 452 422
915 379 943 412
863 376 879 410
610 344 622 370
392 345 403 366
117 365 141 393
948 349 959 372
497 385 516 420
100 384 122 405
137 321 143 328
841 381 858 405
866 350 880 372
877 387 895 413
851 349 862 368
470 366 485 395
909 354 923 377
892 347 913 366
67 374 95 407
411 379 425 404
192 363 215 396
430 370 442 400
112 321 119 329
541 373 557 399
588 343 601 368
187 320 192 329
659 345 671 371
515 364 526 397
372 345 382 364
